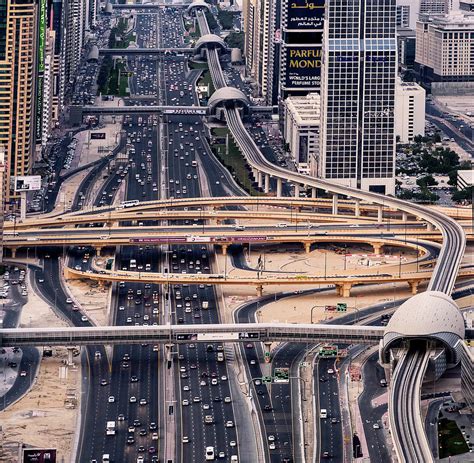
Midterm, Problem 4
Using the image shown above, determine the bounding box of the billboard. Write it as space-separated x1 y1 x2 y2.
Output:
15 176 41 192
285 0 325 31
197 332 239 341
282 46 322 89
22 448 57 463
90 132 106 140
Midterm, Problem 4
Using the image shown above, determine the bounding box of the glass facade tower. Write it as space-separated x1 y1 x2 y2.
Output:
319 0 397 194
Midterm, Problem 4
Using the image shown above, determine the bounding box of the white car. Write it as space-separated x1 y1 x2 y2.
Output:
108 396 115 403
81 315 88 322
183 385 190 391
224 397 231 403
182 399 189 406
229 441 236 447
139 398 147 406
129 396 137 403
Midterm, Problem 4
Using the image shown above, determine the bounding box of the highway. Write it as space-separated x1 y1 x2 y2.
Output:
191 7 467 462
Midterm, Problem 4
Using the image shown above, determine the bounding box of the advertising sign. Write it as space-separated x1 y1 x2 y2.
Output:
37 0 47 72
90 132 106 140
22 448 57 463
14 176 41 192
285 0 325 31
35 74 44 141
282 46 322 89
186 236 211 243
130 237 187 243
197 332 239 341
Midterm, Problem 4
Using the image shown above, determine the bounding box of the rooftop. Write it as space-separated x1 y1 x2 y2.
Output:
285 93 321 125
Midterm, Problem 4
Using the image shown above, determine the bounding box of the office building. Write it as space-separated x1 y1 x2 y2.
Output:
397 0 420 29
319 0 397 194
0 0 37 201
415 11 474 83
420 0 449 14
394 81 426 143
397 27 417 67
283 93 320 175
41 29 58 145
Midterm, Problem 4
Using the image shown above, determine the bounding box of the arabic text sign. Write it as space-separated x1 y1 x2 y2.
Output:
23 448 57 463
285 0 325 30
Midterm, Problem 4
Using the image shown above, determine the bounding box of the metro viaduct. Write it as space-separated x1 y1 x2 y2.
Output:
0 323 385 347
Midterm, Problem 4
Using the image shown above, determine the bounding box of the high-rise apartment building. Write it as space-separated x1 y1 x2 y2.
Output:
0 0 37 201
242 0 280 104
319 0 397 194
420 0 449 14
59 0 85 106
415 11 474 83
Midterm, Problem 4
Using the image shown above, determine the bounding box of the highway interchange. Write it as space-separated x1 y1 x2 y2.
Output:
0 3 470 463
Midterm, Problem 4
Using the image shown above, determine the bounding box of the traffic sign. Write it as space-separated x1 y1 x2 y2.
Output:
264 352 271 363
262 376 272 383
336 302 347 312
273 367 289 383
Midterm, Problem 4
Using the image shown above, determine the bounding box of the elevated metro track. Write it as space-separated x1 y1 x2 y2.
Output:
0 323 384 347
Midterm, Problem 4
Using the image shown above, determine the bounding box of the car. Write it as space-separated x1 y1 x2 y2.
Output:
139 398 147 406
133 419 141 427
19 370 27 377
100 379 108 386
118 414 125 421
224 396 231 403
139 429 147 436
200 380 207 386
183 385 190 391
129 396 137 403
268 435 275 442
327 368 334 374
127 437 135 445
211 378 218 386
108 396 115 403
225 421 234 428
149 422 157 431
203 403 210 410
373 423 380 429
182 436 190 443
221 375 227 381
264 405 273 411
246 343 253 349
250 360 256 365
193 396 201 403
331 418 338 424
218 451 226 458
131 375 139 382
229 441 236 447
269 443 276 450
81 315 88 322
66 298 73 304
182 399 189 406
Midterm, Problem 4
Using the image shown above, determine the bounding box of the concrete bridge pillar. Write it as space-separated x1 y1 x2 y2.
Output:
221 244 228 255
402 212 408 222
257 171 263 188
408 281 419 294
332 194 339 215
67 347 75 366
377 205 383 223
311 188 317 199
336 283 352 298
371 242 383 255
294 184 300 198
354 199 361 217
426 223 434 232
96 247 103 257
256 284 263 297
304 242 312 254
11 248 17 258
264 174 270 193
276 178 282 197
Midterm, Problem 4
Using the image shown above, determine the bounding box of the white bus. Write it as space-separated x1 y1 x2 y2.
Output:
120 200 139 208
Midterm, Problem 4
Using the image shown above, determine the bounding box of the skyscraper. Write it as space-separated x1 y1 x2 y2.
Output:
0 0 37 200
319 0 397 194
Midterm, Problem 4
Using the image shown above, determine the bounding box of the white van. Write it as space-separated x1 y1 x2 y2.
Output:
320 409 327 419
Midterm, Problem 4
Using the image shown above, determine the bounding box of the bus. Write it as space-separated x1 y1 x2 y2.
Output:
120 200 139 208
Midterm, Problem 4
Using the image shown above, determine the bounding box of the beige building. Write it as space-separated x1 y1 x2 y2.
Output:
283 93 320 176
394 81 426 143
0 0 37 201
415 11 474 81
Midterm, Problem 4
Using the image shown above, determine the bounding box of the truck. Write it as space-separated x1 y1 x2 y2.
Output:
130 259 137 269
106 421 116 436
202 301 209 309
